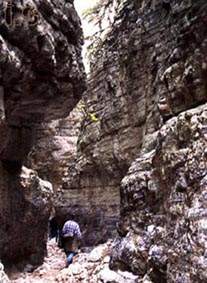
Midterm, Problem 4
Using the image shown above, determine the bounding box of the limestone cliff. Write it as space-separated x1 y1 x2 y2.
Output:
0 0 85 267
0 0 206 281
111 104 207 282
27 104 84 230
65 0 207 281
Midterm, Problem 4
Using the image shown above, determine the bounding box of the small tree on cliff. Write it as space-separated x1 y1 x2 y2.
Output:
83 0 119 65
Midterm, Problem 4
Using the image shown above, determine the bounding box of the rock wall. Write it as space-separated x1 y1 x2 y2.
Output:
27 104 85 229
0 0 85 267
27 104 83 202
0 0 119 248
0 1 206 280
0 0 85 163
68 0 207 281
0 165 52 267
27 98 121 246
111 104 207 282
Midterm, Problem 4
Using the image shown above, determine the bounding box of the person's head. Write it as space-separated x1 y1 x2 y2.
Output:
68 213 75 221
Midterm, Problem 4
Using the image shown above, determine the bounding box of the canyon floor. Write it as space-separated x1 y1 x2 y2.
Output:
7 239 139 283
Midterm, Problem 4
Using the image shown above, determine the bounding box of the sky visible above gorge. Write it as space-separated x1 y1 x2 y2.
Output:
74 0 99 72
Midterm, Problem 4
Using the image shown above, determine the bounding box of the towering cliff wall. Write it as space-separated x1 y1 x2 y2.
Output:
0 0 85 267
0 1 206 281
64 0 207 281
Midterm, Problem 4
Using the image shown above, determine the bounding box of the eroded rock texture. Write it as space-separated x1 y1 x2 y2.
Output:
27 99 120 246
111 105 207 282
0 166 53 266
0 0 85 163
27 104 84 229
0 0 85 266
70 0 207 281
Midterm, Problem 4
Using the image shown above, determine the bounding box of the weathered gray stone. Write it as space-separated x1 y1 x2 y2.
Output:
111 104 207 282
0 0 85 267
66 0 207 281
57 0 207 249
0 1 206 281
0 0 86 164
0 165 53 266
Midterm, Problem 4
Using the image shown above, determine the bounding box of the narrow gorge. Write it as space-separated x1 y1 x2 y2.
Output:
0 0 207 282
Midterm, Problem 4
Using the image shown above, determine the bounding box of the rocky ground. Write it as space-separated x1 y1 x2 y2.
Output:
6 239 139 283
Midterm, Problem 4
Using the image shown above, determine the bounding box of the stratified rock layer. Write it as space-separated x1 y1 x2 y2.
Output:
27 104 86 231
111 104 207 282
27 101 121 246
67 0 207 281
0 0 85 266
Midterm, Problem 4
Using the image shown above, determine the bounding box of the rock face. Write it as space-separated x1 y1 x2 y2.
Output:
27 99 120 246
0 0 85 267
28 104 83 207
0 0 85 163
0 1 206 281
111 104 207 282
27 104 85 230
0 166 53 266
65 0 207 281
27 99 121 246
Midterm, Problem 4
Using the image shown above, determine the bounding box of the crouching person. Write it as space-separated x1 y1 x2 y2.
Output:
62 218 82 267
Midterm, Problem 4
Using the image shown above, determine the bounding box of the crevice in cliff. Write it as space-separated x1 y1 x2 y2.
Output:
1 0 207 282
161 99 207 127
